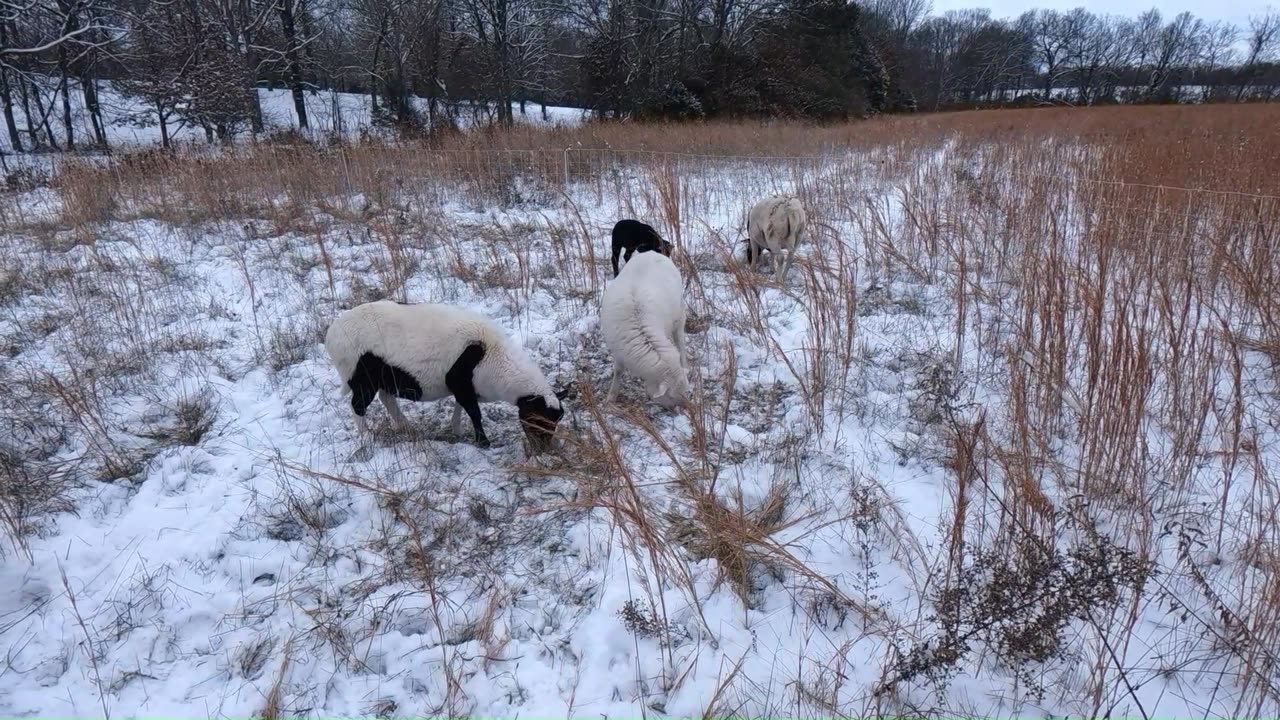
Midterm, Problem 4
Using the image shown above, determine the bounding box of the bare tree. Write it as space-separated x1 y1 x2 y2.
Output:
1198 21 1238 101
2 0 122 149
1237 10 1279 101
115 0 193 147
1141 11 1204 101
349 0 443 128
198 0 272 133
1018 8 1079 100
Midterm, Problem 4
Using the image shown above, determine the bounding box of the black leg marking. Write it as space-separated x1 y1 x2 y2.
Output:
348 352 424 425
350 383 376 417
349 352 424 410
446 343 489 448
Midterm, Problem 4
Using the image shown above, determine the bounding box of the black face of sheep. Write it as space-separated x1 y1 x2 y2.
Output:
611 219 673 277
517 387 572 454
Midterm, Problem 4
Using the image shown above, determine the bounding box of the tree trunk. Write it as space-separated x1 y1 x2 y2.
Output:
224 22 264 134
497 65 513 126
77 3 108 147
236 25 265 134
248 84 264 133
425 2 445 129
18 72 40 148
53 0 79 149
299 0 318 90
157 101 171 148
58 57 75 150
0 21 22 152
83 78 108 146
330 88 343 138
26 78 59 149
370 15 386 114
278 0 310 129
1235 61 1258 102
0 65 21 152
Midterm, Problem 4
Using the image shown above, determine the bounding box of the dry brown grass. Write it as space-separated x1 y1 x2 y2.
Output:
8 104 1275 237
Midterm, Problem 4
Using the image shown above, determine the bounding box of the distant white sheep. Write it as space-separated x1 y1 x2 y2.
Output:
745 195 808 281
600 251 691 408
324 300 568 453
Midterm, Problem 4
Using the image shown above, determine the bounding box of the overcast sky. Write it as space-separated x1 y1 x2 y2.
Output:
928 0 1271 28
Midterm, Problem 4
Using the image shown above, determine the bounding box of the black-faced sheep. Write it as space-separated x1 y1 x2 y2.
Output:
324 300 568 453
744 195 808 281
611 219 673 277
600 251 690 408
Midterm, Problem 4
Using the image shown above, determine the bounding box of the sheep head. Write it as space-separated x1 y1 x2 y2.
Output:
517 394 565 455
649 371 690 409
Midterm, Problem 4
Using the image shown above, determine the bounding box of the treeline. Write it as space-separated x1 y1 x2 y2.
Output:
1 0 1278 151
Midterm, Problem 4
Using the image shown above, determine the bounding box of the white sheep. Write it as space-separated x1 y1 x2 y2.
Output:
600 251 690 408
324 300 568 453
745 194 808 281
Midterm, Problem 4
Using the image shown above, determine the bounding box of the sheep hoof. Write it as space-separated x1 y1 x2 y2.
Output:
475 435 492 449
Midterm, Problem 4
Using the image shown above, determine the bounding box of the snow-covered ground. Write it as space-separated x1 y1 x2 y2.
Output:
0 80 584 154
1 133 1278 719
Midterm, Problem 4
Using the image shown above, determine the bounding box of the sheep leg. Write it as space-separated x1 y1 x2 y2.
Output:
348 389 374 460
451 402 464 436
445 343 491 449
350 384 376 436
606 363 623 404
778 246 795 282
675 322 689 370
454 397 488 448
378 391 409 429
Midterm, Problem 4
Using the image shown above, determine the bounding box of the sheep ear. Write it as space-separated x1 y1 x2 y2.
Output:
656 380 669 398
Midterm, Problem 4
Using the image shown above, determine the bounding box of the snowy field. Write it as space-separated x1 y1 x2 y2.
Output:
1 112 1279 719
0 81 584 155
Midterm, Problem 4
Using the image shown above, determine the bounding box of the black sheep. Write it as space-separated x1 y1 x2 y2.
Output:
611 219 673 277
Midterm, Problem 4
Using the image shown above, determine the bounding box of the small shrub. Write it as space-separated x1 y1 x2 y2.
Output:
618 600 683 646
97 448 158 484
887 535 1153 698
0 445 77 557
263 492 349 542
666 483 792 605
0 267 22 307
238 635 278 680
261 325 314 372
142 391 220 447
4 167 49 193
